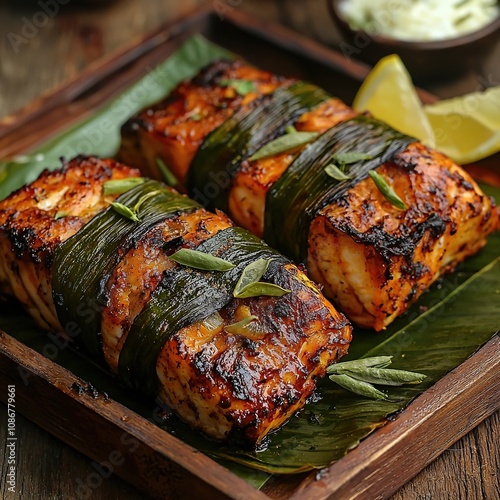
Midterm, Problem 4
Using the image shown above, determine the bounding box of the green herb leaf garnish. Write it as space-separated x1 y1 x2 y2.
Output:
110 202 140 222
103 177 145 196
327 356 393 373
54 211 68 220
249 131 318 161
169 248 236 271
324 163 352 181
328 356 426 399
324 152 373 181
218 78 256 96
190 112 202 121
225 315 258 334
233 258 291 298
234 282 291 299
110 190 160 223
234 258 270 295
329 374 387 400
368 170 408 210
156 158 178 187
342 367 427 386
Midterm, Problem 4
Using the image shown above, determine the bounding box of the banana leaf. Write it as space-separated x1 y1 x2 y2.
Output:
187 81 329 212
0 35 499 484
53 180 198 359
119 227 288 396
264 115 414 262
0 35 233 201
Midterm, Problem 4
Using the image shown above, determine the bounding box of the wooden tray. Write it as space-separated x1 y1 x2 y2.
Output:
0 6 499 499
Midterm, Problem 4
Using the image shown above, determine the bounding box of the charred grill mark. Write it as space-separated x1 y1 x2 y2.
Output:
193 347 215 379
228 97 358 237
193 59 240 87
101 207 234 373
0 157 140 333
273 299 291 318
329 213 446 262
393 154 419 171
115 57 497 335
216 353 255 401
400 261 430 280
8 226 42 261
99 210 196 305
156 257 351 443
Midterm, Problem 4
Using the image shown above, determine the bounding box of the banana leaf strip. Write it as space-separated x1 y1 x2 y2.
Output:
119 227 289 396
52 180 198 359
264 115 415 262
187 82 330 212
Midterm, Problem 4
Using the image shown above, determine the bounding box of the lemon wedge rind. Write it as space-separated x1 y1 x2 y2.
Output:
352 54 436 148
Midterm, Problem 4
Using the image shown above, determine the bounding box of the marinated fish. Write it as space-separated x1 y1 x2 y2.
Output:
118 60 499 330
0 156 352 443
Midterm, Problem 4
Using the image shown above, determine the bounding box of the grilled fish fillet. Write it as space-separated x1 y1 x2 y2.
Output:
0 156 352 443
118 60 499 330
120 59 291 184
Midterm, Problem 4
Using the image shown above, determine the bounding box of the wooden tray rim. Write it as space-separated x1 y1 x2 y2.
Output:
0 6 499 500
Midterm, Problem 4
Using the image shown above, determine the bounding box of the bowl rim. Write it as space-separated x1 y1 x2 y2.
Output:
328 0 500 50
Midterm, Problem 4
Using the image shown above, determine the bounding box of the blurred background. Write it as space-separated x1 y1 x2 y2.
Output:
1 0 499 119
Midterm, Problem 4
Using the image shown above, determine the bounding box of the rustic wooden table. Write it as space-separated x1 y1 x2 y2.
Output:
0 1 498 499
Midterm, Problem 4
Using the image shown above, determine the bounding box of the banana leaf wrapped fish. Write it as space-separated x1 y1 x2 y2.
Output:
0 156 352 443
119 59 499 331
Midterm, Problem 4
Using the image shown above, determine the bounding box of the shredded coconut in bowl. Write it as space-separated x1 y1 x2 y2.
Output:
339 0 500 41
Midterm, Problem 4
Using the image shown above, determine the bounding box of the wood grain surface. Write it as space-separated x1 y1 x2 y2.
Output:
0 1 499 499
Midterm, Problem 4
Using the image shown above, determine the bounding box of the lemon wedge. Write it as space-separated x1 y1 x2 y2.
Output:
353 54 435 147
353 54 500 164
424 87 500 164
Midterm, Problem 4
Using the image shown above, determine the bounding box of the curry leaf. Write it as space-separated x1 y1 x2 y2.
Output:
169 248 236 271
368 170 408 210
249 131 318 161
234 282 291 299
329 374 387 400
110 202 140 222
103 177 145 196
325 163 352 181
